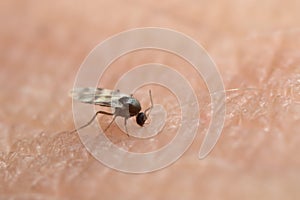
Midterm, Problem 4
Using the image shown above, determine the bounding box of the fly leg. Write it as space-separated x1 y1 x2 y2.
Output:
124 118 129 137
70 110 114 133
104 115 117 132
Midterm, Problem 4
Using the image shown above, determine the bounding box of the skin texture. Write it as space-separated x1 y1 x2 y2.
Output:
1 0 300 199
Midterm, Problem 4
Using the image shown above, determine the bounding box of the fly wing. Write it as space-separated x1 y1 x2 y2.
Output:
70 87 130 108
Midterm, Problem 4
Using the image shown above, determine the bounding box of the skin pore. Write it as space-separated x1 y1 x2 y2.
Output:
1 1 300 199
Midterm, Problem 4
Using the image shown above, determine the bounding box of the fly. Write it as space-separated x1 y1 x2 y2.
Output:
69 87 153 135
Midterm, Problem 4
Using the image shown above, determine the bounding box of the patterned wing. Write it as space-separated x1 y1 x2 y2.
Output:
70 87 130 108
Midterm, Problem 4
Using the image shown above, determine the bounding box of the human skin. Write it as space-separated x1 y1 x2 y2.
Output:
1 0 300 200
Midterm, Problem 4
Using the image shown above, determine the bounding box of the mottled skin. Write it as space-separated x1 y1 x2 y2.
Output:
1 1 300 200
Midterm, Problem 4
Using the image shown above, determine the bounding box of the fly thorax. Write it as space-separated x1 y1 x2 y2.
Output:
128 98 141 116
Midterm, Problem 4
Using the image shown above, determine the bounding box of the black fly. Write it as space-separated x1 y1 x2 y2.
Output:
70 88 153 135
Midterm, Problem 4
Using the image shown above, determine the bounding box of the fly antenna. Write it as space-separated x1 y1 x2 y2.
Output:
144 90 153 118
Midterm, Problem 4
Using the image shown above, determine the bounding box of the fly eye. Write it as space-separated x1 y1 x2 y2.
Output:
136 112 147 126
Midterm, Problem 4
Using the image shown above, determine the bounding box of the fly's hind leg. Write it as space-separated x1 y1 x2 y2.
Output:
104 115 117 132
70 110 114 133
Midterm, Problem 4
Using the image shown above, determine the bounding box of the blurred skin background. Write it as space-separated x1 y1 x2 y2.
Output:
1 0 300 199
